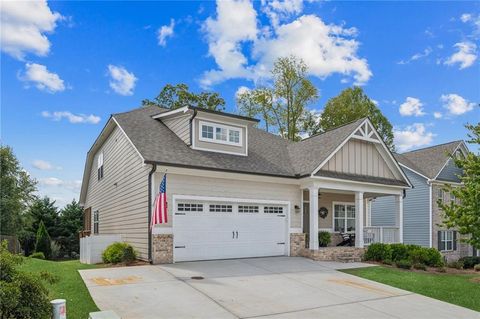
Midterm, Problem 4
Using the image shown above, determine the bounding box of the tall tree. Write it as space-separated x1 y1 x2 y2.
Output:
319 87 395 151
438 122 480 249
236 88 275 132
0 146 37 235
25 197 60 239
142 83 226 111
57 199 83 257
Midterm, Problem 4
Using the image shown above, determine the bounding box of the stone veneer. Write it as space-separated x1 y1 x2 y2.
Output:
300 246 365 262
290 233 306 256
152 234 173 264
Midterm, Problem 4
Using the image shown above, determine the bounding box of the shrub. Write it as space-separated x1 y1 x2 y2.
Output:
407 246 443 267
447 260 464 269
474 264 480 272
34 221 52 260
383 259 393 265
436 266 447 273
318 231 331 247
413 263 427 271
102 242 137 264
458 256 480 269
29 252 45 259
396 259 412 269
364 243 392 262
0 241 51 318
423 248 444 267
390 243 409 262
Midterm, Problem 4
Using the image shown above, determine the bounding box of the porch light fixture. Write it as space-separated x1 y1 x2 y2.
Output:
294 205 300 213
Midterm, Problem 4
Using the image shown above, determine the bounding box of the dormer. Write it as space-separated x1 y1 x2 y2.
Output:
152 106 259 156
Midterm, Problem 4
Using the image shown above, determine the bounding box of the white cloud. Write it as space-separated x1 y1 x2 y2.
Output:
444 42 477 69
399 97 426 117
433 112 442 119
262 0 305 27
157 19 175 46
32 160 62 170
0 0 63 60
107 65 137 96
235 86 251 99
41 111 101 124
201 1 371 87
397 47 432 65
39 177 81 191
394 123 435 152
460 13 480 38
440 93 475 115
20 63 65 93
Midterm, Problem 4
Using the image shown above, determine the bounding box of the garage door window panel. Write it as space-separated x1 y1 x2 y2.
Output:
209 204 233 212
238 205 259 213
178 203 203 212
264 206 284 214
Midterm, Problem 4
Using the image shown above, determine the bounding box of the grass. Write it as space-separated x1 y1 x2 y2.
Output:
20 258 101 319
342 266 480 312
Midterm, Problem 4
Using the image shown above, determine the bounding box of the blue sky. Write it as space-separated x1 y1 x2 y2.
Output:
1 1 479 207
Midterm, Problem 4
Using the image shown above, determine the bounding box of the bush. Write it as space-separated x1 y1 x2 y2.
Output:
29 252 45 259
364 243 392 262
390 243 409 262
34 221 52 260
318 231 331 247
436 266 447 273
383 259 393 265
0 241 51 318
447 260 464 269
423 248 444 267
458 256 480 269
474 264 480 272
413 263 427 271
396 259 412 269
406 246 443 267
102 242 137 264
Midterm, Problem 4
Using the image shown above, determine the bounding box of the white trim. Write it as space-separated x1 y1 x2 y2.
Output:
152 227 173 235
432 142 467 181
192 145 248 157
151 106 189 119
399 163 430 181
429 182 433 248
351 135 381 144
300 189 304 232
112 117 145 162
307 175 407 191
289 228 303 234
332 201 356 233
198 120 243 147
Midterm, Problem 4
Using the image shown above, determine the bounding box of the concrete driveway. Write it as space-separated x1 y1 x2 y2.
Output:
79 257 479 319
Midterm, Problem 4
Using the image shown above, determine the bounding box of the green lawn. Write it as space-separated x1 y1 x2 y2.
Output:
20 258 101 319
342 266 480 312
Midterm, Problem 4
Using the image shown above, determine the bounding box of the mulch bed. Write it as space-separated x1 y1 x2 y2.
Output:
366 261 480 275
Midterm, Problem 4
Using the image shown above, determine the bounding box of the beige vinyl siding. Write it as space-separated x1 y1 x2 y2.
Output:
162 115 190 145
152 172 302 229
321 139 396 179
84 126 150 260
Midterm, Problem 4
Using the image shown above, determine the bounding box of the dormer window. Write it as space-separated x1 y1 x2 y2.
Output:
199 121 242 146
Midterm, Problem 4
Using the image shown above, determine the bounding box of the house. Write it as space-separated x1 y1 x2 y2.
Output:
371 141 476 261
79 105 412 264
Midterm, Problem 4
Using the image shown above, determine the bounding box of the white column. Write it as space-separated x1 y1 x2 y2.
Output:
309 186 319 250
395 195 404 243
355 191 364 248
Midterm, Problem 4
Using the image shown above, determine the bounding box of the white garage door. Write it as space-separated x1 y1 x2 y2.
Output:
173 198 288 262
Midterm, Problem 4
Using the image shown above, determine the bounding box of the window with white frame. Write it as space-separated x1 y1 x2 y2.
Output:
93 210 99 234
334 203 355 233
238 205 259 213
437 188 444 202
177 203 203 212
97 152 104 181
264 206 283 214
439 230 454 251
199 121 242 146
209 204 233 212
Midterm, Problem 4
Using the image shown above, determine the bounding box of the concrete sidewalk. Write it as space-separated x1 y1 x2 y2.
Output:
79 257 479 319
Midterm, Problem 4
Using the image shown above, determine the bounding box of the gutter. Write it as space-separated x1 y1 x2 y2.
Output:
189 108 198 146
147 163 157 263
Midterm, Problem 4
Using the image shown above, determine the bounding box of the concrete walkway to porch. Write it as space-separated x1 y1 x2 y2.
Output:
79 257 479 319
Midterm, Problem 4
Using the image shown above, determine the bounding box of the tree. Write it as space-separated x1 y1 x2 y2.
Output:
0 146 37 236
56 199 83 258
319 87 395 151
236 56 318 140
34 221 52 259
25 197 60 239
438 122 480 249
142 83 226 111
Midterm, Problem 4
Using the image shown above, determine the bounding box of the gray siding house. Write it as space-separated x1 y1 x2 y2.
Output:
371 141 475 261
79 105 412 264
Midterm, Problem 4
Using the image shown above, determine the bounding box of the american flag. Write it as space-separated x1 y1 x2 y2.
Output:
151 174 168 227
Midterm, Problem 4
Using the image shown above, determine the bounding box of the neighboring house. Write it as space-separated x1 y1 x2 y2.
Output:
79 106 411 264
371 141 476 261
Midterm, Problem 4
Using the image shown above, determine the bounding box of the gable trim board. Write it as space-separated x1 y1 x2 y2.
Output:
432 141 468 181
311 118 412 188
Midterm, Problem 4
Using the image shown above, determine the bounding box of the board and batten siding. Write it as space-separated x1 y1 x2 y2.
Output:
161 115 190 145
320 139 396 179
371 168 430 247
152 172 302 229
84 126 151 259
436 158 462 183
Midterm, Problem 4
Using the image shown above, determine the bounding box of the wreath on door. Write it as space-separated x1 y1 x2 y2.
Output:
318 207 329 219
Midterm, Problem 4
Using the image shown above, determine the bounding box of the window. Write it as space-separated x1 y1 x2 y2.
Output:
439 230 455 251
264 206 283 214
437 188 444 202
238 205 259 213
93 210 99 234
199 121 242 146
177 203 203 212
334 203 356 233
209 204 232 212
450 193 456 202
97 152 104 181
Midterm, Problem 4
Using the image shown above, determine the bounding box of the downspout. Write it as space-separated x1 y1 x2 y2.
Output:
189 108 198 146
147 163 157 263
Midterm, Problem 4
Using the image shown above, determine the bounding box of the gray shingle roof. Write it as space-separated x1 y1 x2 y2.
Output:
397 141 463 179
111 107 407 186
